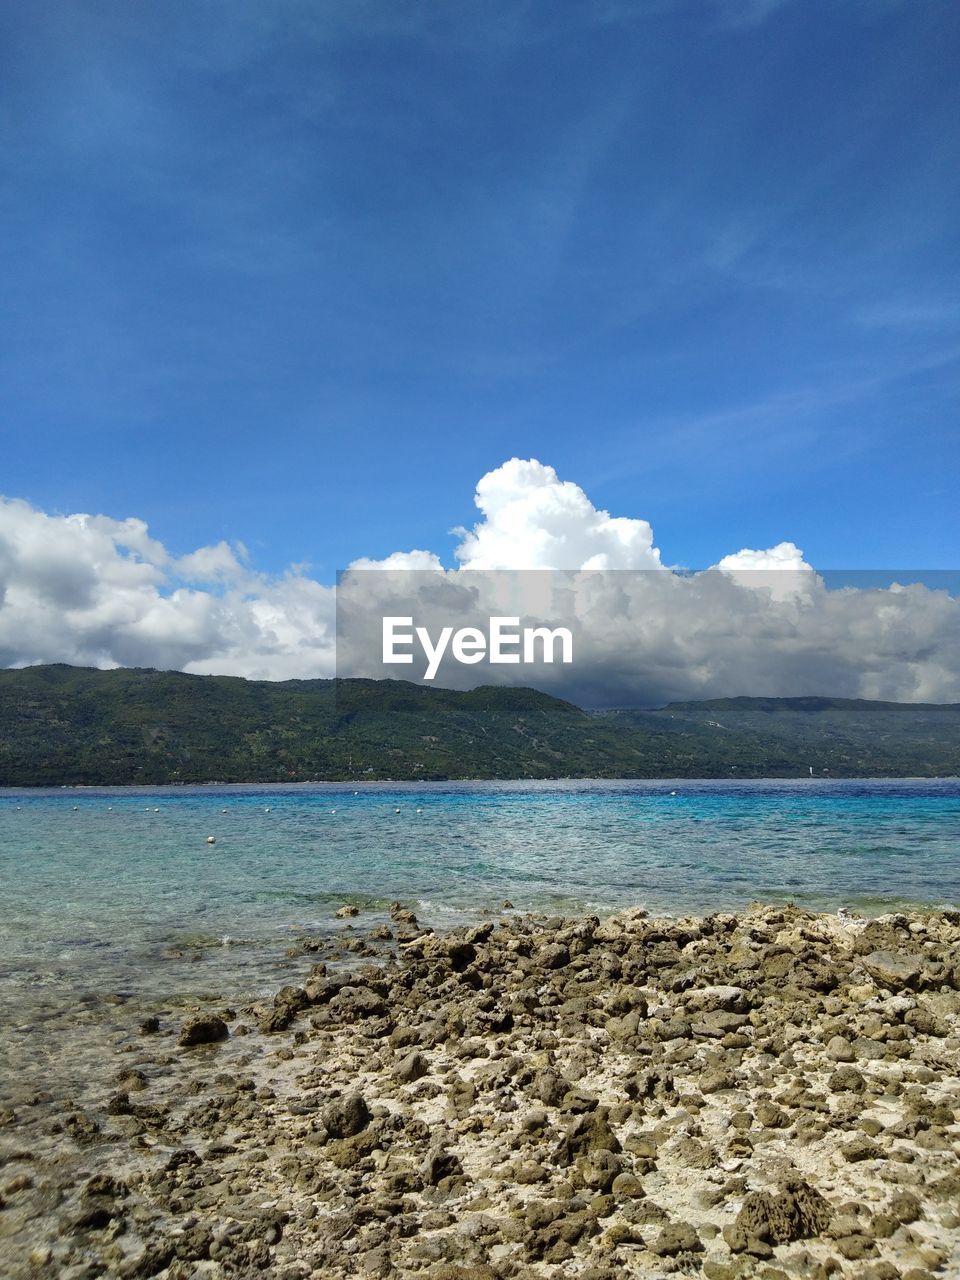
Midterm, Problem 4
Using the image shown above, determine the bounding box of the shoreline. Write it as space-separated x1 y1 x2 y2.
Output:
4 775 960 791
2 903 959 1278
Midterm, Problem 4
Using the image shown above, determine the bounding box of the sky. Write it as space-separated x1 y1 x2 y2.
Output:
1 1 958 690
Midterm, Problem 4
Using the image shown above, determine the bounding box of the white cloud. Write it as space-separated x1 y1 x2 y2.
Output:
0 497 336 679
713 540 815 602
2 460 959 704
453 457 663 570
173 540 249 583
714 540 811 573
348 549 444 572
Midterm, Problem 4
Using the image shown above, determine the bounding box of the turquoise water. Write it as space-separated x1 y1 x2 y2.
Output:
1 779 958 1013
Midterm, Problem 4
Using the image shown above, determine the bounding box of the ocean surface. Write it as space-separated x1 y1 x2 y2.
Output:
1 778 958 1107
2 777 959 1006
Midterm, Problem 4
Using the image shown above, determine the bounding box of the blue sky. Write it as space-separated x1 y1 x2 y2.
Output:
2 0 958 578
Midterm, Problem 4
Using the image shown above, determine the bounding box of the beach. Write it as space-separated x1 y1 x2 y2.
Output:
2 901 959 1279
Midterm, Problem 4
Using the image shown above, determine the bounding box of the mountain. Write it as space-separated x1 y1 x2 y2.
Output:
611 696 960 778
0 665 957 785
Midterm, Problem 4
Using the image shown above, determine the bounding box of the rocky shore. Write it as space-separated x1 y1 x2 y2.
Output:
2 902 960 1279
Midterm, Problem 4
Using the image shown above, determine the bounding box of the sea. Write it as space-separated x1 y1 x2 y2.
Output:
1 778 958 1106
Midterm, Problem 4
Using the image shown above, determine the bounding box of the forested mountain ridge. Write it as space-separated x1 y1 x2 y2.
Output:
0 665 957 784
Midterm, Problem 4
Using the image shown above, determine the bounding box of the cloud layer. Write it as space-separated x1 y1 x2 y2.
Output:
2 460 958 704
0 499 336 680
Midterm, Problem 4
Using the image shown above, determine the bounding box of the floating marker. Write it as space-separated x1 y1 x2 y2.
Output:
395 807 401 814
416 808 422 813
206 835 216 845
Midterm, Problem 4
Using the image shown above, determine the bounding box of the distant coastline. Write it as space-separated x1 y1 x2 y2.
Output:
2 663 960 786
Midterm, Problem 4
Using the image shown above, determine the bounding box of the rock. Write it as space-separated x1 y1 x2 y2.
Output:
888 1191 922 1223
611 1171 645 1198
332 985 388 1020
556 1108 621 1166
429 1268 497 1280
539 943 570 969
828 1065 866 1092
754 1100 790 1129
649 1221 702 1255
395 1050 429 1083
445 939 477 970
336 904 360 917
83 1175 128 1200
692 1010 748 1037
862 951 922 991
526 1199 564 1230
686 985 750 1013
578 1148 623 1193
422 1147 463 1185
826 1035 855 1062
728 1178 831 1248
390 903 418 924
561 1086 600 1114
842 1136 882 1162
699 1068 736 1093
259 1005 295 1033
531 1069 569 1106
835 1233 879 1260
322 1093 370 1139
905 1006 939 1034
178 1014 228 1047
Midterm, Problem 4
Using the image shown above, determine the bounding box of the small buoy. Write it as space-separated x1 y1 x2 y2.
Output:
73 806 79 811
153 807 160 813
416 808 422 813
395 807 401 814
206 835 216 845
264 806 271 812
670 790 677 796
107 806 113 811
330 808 336 814
353 791 359 795
220 808 227 814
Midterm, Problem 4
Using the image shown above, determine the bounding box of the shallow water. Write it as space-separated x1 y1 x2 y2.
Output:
1 777 958 1010
1 778 958 1272
0 777 958 1112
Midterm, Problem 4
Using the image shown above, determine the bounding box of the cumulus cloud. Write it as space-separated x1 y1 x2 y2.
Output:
338 564 960 706
0 497 336 680
2 459 959 703
451 457 663 570
347 549 444 572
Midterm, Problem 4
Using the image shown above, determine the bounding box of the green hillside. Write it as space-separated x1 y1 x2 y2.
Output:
613 696 960 777
0 665 958 784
